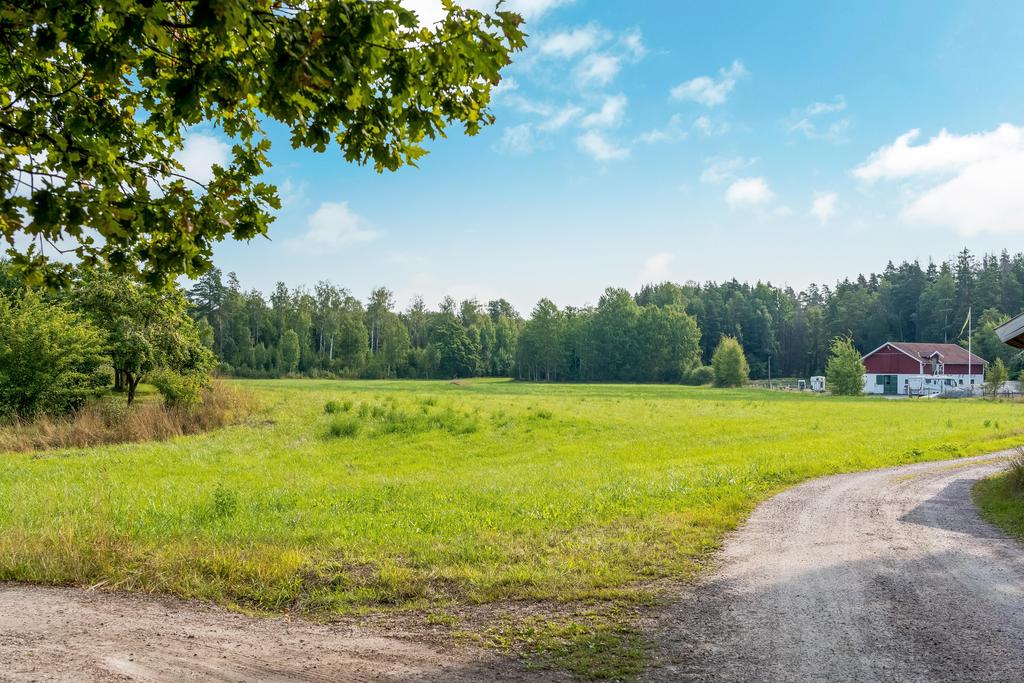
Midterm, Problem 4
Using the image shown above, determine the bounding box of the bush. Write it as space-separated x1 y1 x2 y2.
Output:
0 294 110 417
324 400 342 414
150 369 209 408
711 336 749 388
825 337 865 396
683 365 715 386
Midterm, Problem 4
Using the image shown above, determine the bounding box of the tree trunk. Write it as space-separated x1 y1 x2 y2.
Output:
126 373 141 406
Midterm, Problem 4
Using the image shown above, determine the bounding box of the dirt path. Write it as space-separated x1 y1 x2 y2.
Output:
648 452 1024 682
0 584 558 682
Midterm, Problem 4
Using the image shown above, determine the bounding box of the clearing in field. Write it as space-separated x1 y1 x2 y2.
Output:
3 379 1024 676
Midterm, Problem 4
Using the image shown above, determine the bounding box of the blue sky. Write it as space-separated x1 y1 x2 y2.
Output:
194 1 1024 313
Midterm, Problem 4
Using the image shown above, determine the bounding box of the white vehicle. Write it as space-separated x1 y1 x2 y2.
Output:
810 376 825 392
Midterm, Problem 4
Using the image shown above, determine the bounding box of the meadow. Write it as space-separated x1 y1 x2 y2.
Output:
3 378 1024 675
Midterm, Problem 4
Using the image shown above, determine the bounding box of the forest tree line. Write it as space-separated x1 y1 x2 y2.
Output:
188 248 1024 382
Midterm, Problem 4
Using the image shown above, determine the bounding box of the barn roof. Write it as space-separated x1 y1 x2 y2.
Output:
862 342 987 366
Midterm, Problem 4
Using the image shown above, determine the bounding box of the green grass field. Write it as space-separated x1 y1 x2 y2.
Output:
3 378 1024 676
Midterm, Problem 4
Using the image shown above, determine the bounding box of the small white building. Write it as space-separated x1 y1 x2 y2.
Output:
861 342 986 396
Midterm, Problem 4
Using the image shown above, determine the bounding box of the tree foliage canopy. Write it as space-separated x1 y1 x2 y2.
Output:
69 267 216 403
985 357 1009 397
711 335 749 388
0 0 524 286
0 293 109 416
825 336 865 396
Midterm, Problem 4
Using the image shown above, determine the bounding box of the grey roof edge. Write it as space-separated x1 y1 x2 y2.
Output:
996 312 1024 343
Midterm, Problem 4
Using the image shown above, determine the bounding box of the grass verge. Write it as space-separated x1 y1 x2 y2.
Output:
973 448 1024 539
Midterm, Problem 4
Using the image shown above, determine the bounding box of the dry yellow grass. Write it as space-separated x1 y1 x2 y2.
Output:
0 381 253 452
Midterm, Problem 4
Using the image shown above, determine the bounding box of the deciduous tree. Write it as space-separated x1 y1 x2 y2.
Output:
825 336 865 396
1 1 524 286
711 336 749 388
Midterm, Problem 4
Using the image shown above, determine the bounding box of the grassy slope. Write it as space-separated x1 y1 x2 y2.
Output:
3 379 1024 676
974 470 1024 540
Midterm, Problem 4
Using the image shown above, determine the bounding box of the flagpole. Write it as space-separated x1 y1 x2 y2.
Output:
968 307 972 391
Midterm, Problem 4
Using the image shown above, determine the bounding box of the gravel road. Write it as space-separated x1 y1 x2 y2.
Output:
650 452 1024 682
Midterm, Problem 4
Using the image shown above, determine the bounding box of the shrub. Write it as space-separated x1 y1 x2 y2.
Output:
711 336 749 388
683 365 715 386
324 400 341 414
825 336 866 396
150 368 208 408
0 294 110 417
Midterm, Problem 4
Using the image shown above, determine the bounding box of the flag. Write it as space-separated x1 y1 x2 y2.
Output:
959 307 972 337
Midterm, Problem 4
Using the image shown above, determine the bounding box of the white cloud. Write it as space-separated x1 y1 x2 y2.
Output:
176 133 229 185
902 156 1024 234
576 130 629 161
853 123 1024 234
403 0 571 25
700 156 756 184
640 252 673 282
539 105 582 131
725 177 775 207
581 94 627 128
491 77 519 97
289 201 378 253
503 93 552 116
538 24 607 58
788 97 850 143
497 124 535 155
507 0 573 21
620 29 646 61
670 60 747 106
637 114 687 144
575 53 621 87
854 124 1023 180
805 98 847 116
277 178 307 207
810 192 838 224
692 115 730 137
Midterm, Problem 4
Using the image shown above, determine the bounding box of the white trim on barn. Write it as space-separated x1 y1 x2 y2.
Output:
861 372 983 396
860 341 987 396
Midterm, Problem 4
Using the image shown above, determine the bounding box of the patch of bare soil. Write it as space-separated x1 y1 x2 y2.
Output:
0 584 563 682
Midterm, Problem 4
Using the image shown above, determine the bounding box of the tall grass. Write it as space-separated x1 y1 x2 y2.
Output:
1009 446 1024 491
0 381 253 452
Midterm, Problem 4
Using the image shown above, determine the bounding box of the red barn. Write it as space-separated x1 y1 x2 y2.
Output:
860 342 987 395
